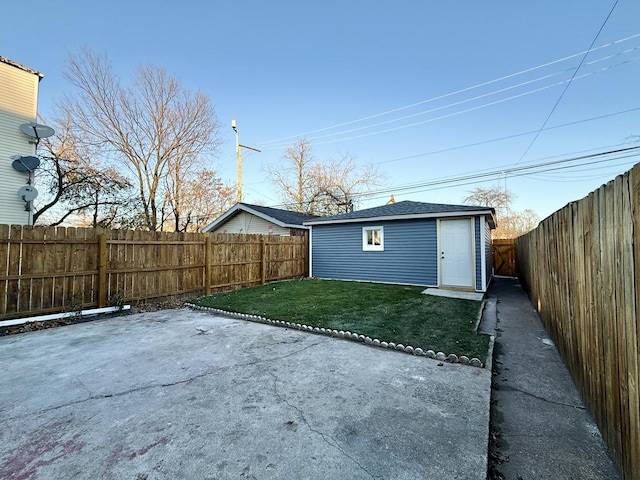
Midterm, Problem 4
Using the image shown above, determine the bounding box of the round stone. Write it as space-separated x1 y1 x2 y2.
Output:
414 348 425 356
459 356 470 365
380 342 389 348
470 358 483 368
372 339 381 347
388 342 396 349
364 337 373 345
405 346 414 354
436 352 447 361
447 354 459 363
396 344 405 351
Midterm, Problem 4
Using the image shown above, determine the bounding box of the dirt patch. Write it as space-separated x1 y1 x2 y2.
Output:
487 359 509 480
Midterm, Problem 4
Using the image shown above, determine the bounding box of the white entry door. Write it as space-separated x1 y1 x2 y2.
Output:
440 219 473 288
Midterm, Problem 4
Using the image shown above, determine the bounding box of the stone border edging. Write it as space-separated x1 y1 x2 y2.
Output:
185 303 485 368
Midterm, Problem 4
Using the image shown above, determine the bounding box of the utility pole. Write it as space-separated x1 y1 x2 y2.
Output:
231 119 260 203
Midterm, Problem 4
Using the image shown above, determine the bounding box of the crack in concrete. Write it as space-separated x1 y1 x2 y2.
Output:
72 376 93 398
497 383 586 410
266 368 382 480
5 339 329 419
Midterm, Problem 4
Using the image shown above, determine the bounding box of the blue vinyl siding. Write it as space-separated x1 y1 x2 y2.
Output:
484 218 493 287
475 217 482 290
311 219 438 286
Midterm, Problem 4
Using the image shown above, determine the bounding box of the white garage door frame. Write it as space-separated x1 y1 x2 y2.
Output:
438 218 475 289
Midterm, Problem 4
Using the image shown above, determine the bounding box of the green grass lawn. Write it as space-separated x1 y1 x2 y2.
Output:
191 278 490 360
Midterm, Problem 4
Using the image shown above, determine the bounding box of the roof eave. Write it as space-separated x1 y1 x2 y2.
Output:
304 209 496 226
202 204 310 232
0 56 44 79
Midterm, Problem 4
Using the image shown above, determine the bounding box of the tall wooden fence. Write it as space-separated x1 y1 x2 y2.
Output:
516 164 640 480
0 225 308 320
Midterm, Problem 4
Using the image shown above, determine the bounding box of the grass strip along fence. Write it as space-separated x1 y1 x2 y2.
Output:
516 163 640 480
0 225 308 320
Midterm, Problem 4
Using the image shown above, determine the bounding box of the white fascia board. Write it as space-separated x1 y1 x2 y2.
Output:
480 216 487 291
201 206 241 232
203 204 292 232
233 205 311 230
308 227 313 276
239 205 288 227
304 209 495 226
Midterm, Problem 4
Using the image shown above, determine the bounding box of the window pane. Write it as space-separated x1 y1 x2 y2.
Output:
367 230 374 245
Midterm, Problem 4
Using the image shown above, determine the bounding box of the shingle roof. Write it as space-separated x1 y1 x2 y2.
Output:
304 200 496 226
202 202 320 232
240 203 320 225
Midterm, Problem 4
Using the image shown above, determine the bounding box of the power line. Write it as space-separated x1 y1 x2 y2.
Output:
309 58 639 146
260 54 640 149
354 146 639 199
259 31 639 147
362 152 639 203
369 106 640 166
515 0 620 164
527 158 638 182
262 145 640 210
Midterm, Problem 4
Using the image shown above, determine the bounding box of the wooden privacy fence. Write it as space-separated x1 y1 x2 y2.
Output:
0 225 308 320
492 238 517 276
516 164 640 480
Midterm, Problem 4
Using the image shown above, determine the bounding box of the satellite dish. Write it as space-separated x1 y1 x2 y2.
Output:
18 185 38 202
12 156 41 172
19 122 55 140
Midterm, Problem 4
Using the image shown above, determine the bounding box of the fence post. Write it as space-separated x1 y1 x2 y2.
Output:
261 236 267 284
98 234 107 307
204 235 211 295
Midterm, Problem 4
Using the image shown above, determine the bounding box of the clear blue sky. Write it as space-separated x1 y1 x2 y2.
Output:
3 1 640 220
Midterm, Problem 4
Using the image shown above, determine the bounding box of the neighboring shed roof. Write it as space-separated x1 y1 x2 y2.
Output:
0 56 44 79
202 203 320 232
304 200 496 228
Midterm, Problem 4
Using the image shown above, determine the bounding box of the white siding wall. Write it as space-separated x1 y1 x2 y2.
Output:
211 211 290 235
0 61 40 225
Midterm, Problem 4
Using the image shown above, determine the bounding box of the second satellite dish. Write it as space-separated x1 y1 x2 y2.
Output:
19 122 55 140
12 156 40 172
18 185 38 202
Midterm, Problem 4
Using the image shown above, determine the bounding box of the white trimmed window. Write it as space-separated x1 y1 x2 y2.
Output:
362 226 384 251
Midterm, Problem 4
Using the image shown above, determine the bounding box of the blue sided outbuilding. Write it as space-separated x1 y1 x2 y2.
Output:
304 201 496 293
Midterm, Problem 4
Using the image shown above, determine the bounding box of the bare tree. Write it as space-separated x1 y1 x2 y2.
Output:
308 157 381 215
33 113 133 227
163 168 236 232
498 209 541 239
463 186 512 218
463 185 540 238
267 139 383 215
266 139 316 213
59 49 221 230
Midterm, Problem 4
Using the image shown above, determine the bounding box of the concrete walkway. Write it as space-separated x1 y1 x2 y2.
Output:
484 277 620 479
0 308 491 479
